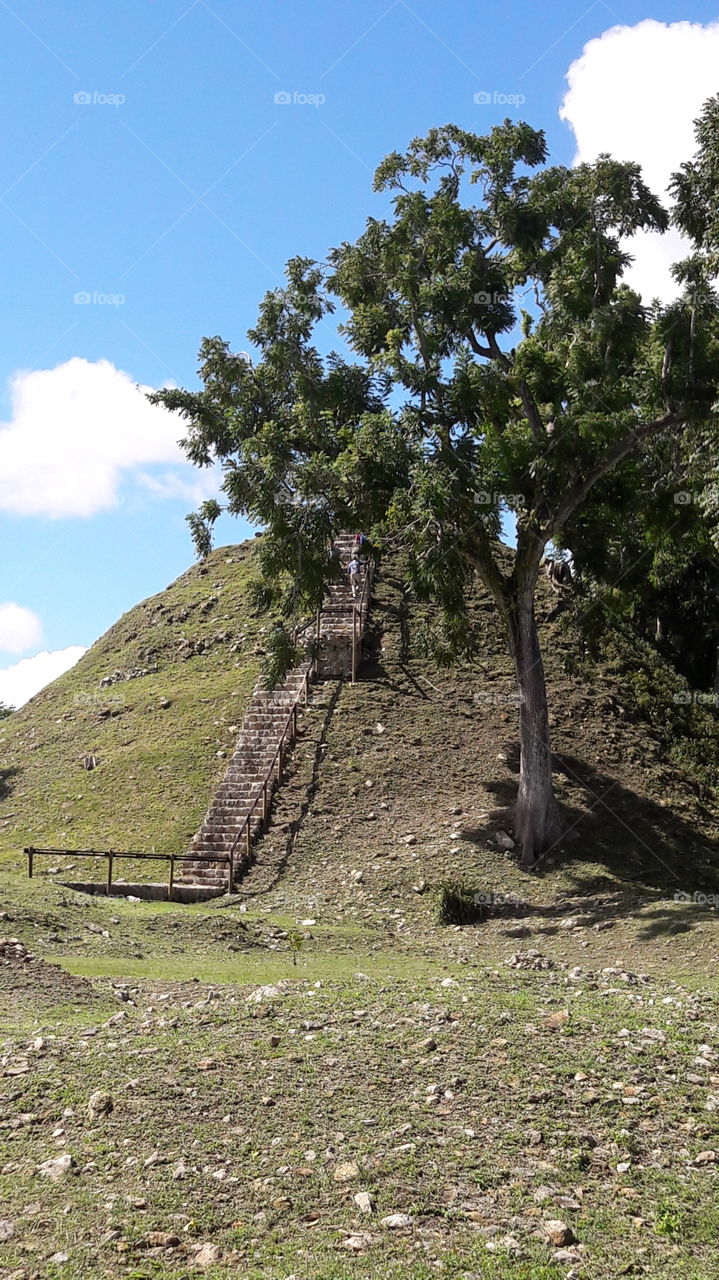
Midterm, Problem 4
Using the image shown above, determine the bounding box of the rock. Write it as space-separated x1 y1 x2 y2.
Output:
145 1231 180 1248
341 1232 372 1252
544 1010 569 1030
0 1220 15 1242
527 1129 543 1146
172 1159 189 1180
694 1150 718 1165
246 984 283 1004
268 1034 281 1048
333 1161 359 1182
493 830 515 849
87 1090 113 1120
419 1037 437 1052
555 1250 583 1266
507 949 554 971
486 1234 521 1254
354 1191 374 1214
404 834 417 846
412 880 427 894
37 1154 76 1181
380 1213 413 1229
533 1185 555 1203
544 1219 576 1247
350 870 364 883
193 1242 223 1268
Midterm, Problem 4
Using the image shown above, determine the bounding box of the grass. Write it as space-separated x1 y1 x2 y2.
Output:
0 543 266 866
2 962 719 1278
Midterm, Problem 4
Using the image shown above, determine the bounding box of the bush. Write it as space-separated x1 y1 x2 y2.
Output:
437 881 487 925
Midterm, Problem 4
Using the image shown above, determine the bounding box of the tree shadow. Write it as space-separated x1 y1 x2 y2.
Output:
455 742 711 911
0 766 19 802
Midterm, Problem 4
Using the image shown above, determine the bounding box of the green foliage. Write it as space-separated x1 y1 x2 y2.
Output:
0 702 13 719
437 881 486 925
156 112 719 651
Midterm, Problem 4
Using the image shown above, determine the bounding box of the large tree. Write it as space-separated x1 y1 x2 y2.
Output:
154 114 719 867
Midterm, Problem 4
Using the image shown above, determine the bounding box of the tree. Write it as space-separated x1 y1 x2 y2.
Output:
0 703 13 720
153 116 719 867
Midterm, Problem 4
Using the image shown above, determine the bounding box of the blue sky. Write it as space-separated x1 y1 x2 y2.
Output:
1 0 717 703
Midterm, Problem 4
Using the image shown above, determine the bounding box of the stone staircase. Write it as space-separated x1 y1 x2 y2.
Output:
179 536 373 891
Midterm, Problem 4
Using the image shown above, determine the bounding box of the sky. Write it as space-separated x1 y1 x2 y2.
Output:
1 0 718 706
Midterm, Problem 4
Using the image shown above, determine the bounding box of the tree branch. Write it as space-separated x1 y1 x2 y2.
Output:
545 409 685 539
466 329 493 360
517 380 545 445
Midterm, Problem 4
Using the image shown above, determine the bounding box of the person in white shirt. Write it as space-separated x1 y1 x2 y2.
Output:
347 557 360 598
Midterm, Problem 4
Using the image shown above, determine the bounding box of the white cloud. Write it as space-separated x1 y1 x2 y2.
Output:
0 645 86 708
134 466 222 506
0 603 42 655
560 18 719 301
0 357 208 518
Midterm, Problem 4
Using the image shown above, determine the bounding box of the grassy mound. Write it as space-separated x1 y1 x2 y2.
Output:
0 542 266 871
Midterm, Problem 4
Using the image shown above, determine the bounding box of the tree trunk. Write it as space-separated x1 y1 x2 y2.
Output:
507 577 562 867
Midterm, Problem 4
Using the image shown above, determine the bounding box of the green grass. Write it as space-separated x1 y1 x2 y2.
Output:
0 543 266 865
2 967 719 1278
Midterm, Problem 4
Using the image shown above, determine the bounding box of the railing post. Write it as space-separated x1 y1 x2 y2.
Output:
352 606 357 685
27 847 34 879
293 703 298 738
227 848 234 895
245 819 252 861
168 853 175 902
107 851 113 896
262 781 268 824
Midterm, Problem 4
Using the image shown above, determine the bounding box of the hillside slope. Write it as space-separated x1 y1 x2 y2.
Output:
1 538 717 898
0 542 267 863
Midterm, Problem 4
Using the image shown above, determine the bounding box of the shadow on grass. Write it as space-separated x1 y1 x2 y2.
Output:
0 765 19 801
440 743 718 938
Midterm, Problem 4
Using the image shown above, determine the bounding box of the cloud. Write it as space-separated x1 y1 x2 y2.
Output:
560 18 719 301
0 603 43 655
0 646 86 708
0 357 214 518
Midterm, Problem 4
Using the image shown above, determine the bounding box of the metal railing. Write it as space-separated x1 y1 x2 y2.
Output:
24 846 232 897
351 561 374 684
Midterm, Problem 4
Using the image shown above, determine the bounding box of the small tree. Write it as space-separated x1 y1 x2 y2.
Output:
0 703 14 720
153 115 719 866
